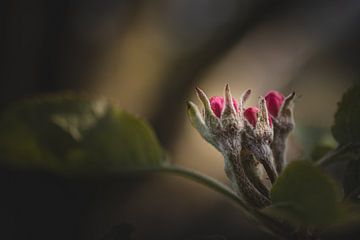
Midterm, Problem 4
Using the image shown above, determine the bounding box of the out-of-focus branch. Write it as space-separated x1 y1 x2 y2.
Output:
150 0 288 149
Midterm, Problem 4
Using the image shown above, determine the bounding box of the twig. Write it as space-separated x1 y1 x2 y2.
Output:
155 165 296 240
316 143 360 166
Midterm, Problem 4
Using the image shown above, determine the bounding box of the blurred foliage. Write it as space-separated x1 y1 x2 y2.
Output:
0 94 165 176
263 85 360 231
343 158 360 202
326 85 360 201
332 85 360 145
267 161 344 226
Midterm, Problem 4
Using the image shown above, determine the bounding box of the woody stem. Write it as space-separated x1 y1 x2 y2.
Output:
224 152 271 208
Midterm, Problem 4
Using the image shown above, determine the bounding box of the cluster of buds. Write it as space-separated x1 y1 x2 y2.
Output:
187 84 295 208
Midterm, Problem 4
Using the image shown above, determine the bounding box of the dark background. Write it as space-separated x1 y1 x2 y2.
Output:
2 0 360 239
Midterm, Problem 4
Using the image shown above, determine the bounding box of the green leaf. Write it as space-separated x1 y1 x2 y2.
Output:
343 158 360 202
267 161 343 226
332 85 360 145
0 94 165 175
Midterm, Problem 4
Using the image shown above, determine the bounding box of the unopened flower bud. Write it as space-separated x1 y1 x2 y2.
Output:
242 98 277 183
265 90 296 174
209 96 238 118
244 107 259 128
264 90 295 131
244 107 272 128
265 90 285 118
189 84 243 154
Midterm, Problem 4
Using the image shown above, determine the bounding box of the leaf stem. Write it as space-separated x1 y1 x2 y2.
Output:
154 165 293 239
159 165 250 211
315 143 360 166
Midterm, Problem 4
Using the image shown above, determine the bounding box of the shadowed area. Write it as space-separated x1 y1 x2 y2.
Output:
2 0 360 239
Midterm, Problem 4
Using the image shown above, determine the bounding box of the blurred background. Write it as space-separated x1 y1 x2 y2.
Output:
2 0 360 239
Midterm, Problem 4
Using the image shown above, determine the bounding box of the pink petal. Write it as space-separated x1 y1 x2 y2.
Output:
209 96 238 118
244 106 273 127
244 107 259 127
265 90 285 118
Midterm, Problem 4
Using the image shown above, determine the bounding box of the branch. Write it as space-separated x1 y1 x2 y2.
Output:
315 143 360 166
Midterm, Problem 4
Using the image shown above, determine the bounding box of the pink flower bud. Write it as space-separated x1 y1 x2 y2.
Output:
264 90 285 118
244 107 259 127
244 107 272 127
209 96 238 118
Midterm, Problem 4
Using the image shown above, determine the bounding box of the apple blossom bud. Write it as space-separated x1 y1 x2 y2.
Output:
265 90 285 118
265 91 296 174
244 107 259 128
244 106 272 128
243 98 276 183
209 96 238 118
191 85 243 153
